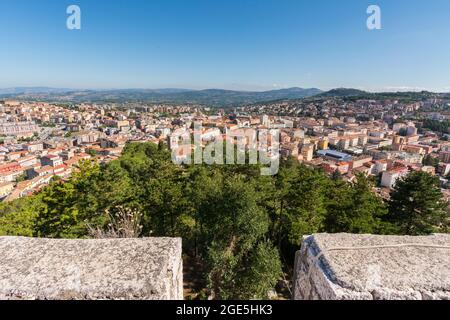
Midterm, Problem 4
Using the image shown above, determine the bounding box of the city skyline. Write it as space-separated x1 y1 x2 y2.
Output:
1 0 450 91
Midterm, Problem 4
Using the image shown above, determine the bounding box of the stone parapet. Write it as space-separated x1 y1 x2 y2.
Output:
0 237 183 300
293 233 450 300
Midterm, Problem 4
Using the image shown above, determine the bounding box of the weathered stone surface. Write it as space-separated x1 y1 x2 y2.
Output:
0 237 183 300
293 233 450 300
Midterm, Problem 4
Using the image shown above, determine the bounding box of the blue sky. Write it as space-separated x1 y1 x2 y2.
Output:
1 0 450 91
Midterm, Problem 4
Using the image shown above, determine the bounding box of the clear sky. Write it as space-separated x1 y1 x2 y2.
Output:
1 0 450 92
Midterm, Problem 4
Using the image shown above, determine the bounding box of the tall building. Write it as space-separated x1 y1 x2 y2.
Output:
301 144 314 162
261 115 270 127
380 167 409 188
439 151 450 164
318 138 329 150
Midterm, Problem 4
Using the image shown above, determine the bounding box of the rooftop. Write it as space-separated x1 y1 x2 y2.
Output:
317 149 353 161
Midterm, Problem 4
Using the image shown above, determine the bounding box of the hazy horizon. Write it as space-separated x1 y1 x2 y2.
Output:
0 86 447 94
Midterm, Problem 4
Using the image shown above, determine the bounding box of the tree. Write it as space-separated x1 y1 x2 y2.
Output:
422 155 439 168
422 119 450 134
35 179 82 238
387 171 449 235
185 166 225 256
331 169 342 181
202 177 281 300
0 196 44 237
323 177 354 232
15 174 27 183
86 148 97 157
237 241 282 300
283 165 330 247
269 159 298 252
324 174 389 234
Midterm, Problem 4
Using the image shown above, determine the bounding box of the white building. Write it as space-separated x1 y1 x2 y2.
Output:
380 168 409 188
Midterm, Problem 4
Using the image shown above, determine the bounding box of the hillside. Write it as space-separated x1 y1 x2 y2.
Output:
0 87 322 107
315 88 369 98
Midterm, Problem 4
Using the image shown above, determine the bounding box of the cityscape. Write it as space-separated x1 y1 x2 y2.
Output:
2 90 450 202
0 0 449 308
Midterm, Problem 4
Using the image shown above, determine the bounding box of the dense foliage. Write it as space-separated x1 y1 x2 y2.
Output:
422 119 450 134
0 142 448 299
387 171 449 235
422 154 439 168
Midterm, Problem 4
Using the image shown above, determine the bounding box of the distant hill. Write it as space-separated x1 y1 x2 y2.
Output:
0 87 73 95
312 89 443 101
316 88 369 98
0 87 322 106
2 87 442 106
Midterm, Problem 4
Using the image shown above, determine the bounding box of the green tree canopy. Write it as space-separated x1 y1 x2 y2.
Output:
1 143 448 300
387 171 449 235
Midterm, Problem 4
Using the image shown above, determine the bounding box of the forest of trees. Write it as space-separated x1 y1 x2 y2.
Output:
0 142 449 299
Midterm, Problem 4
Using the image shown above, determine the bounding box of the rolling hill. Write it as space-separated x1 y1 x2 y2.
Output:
315 88 369 98
0 87 322 106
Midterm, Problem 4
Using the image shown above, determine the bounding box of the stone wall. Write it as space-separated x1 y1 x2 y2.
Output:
293 233 450 300
0 236 183 300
